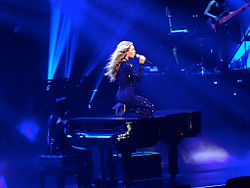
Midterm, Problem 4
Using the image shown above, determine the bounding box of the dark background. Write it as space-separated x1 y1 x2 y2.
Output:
0 0 249 187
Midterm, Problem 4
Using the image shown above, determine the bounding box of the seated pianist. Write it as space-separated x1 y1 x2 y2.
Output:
45 97 92 187
47 97 71 155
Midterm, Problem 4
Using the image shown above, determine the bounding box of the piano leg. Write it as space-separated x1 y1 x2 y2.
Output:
100 144 114 182
90 144 115 184
57 175 65 188
121 152 133 186
168 143 179 176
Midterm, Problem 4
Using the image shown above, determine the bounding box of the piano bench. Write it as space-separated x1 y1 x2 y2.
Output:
113 151 162 180
38 147 91 188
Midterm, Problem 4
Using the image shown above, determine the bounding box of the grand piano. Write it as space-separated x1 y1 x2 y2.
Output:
68 110 201 176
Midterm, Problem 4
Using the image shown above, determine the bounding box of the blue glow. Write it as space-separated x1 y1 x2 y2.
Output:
190 144 229 164
229 0 250 69
84 1 143 104
247 48 250 68
76 132 112 139
213 81 218 85
16 118 40 141
71 146 87 150
0 176 8 188
65 30 79 78
46 80 52 91
113 152 160 157
170 29 189 34
85 135 112 139
231 27 250 69
51 17 71 78
149 66 159 72
196 185 225 188
82 0 142 78
48 5 61 80
89 74 103 104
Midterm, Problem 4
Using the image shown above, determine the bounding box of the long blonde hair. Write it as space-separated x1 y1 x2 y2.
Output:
105 41 133 82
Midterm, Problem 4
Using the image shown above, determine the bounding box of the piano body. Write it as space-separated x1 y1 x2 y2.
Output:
68 110 201 176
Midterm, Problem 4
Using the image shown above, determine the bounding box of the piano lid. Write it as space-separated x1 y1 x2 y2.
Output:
152 109 201 118
70 109 201 121
71 116 139 121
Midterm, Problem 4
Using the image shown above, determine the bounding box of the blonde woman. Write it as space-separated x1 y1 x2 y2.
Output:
105 41 154 118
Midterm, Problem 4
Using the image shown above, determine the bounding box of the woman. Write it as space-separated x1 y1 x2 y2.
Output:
47 97 70 155
204 0 229 21
204 0 231 72
105 41 154 118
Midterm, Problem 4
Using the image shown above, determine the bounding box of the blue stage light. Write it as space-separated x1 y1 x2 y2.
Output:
89 88 100 105
48 5 61 80
65 30 79 78
48 0 84 80
46 80 53 91
84 1 143 104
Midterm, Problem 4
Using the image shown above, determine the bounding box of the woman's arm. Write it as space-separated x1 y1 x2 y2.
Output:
204 0 218 20
134 64 144 82
133 55 146 81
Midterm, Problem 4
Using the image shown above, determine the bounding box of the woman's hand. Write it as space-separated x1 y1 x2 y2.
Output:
139 55 146 64
113 103 126 116
214 16 219 22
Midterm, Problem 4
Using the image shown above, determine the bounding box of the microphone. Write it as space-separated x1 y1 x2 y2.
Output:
135 54 152 65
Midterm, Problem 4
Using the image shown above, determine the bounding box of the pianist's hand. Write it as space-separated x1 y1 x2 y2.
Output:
113 102 126 117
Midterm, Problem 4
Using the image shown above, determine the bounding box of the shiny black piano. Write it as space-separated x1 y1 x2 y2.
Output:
68 109 201 176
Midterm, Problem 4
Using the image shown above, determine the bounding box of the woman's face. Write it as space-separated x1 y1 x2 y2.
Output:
126 45 136 59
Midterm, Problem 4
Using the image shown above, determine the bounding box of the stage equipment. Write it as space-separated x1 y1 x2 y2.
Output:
207 3 250 31
226 176 250 188
38 146 91 188
230 29 250 70
68 109 201 177
165 7 197 74
112 152 162 179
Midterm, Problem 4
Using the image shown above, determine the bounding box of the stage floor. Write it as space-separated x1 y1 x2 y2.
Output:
2 162 250 188
43 166 250 188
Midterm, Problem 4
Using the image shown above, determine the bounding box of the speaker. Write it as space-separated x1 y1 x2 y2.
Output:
226 176 250 188
112 151 162 180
